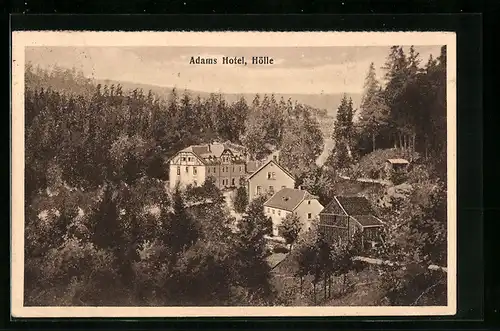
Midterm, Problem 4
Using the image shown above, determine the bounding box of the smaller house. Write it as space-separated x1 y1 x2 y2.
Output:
384 158 410 179
264 188 324 237
319 196 384 249
246 159 295 201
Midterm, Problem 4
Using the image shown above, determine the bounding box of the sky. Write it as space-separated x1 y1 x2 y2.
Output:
25 45 442 95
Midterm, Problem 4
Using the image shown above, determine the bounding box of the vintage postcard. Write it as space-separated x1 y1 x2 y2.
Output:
11 31 456 317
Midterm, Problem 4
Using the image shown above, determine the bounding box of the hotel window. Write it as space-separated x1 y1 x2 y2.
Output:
308 200 311 205
267 172 271 179
239 166 242 172
308 213 312 219
273 155 277 161
278 210 281 216
272 209 275 214
232 166 235 172
269 186 274 194
176 166 180 176
214 167 217 173
272 172 276 179
185 166 189 173
182 157 186 161
188 157 192 162
207 168 210 174
193 167 197 175
257 186 262 195
267 208 270 213
232 178 235 186
225 166 229 172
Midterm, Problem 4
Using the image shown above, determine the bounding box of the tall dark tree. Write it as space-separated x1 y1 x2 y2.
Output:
235 196 273 298
328 94 355 170
164 186 200 258
91 184 123 251
357 63 389 152
233 179 249 214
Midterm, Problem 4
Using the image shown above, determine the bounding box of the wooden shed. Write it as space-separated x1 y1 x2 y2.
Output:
318 196 384 249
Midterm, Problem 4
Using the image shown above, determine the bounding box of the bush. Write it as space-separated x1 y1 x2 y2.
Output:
353 148 419 180
406 164 433 184
389 169 407 185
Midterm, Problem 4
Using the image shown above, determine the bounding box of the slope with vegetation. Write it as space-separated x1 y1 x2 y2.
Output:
24 44 448 307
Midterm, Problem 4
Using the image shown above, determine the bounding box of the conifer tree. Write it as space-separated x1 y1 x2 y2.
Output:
164 185 200 258
358 63 389 152
236 196 273 297
234 178 249 214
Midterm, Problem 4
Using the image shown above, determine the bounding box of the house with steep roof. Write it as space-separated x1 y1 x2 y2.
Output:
264 187 324 237
318 196 384 248
246 159 295 202
168 141 248 190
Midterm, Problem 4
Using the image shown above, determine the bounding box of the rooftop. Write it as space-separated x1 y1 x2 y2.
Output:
264 188 318 212
320 196 374 216
180 141 247 163
387 158 410 164
351 215 384 227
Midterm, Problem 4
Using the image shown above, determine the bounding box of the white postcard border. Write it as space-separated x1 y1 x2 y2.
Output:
11 31 457 318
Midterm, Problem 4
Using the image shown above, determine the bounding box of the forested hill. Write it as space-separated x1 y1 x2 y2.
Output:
24 63 361 124
98 78 362 117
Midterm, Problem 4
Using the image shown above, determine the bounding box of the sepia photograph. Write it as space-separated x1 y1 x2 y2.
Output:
11 31 456 317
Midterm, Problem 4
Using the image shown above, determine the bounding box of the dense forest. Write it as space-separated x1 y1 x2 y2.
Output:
23 45 448 306
24 59 325 306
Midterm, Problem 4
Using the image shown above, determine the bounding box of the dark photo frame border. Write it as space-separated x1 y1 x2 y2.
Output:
6 13 484 331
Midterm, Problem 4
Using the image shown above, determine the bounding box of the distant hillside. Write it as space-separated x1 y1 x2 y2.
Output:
96 79 361 146
25 66 359 157
97 78 362 118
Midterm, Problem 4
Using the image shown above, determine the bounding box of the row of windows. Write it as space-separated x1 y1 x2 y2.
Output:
221 178 232 186
177 165 245 176
267 207 285 216
256 185 286 195
266 207 313 220
177 166 198 175
181 156 193 162
208 166 243 174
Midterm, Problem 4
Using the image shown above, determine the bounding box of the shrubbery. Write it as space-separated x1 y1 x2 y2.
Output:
351 148 419 180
